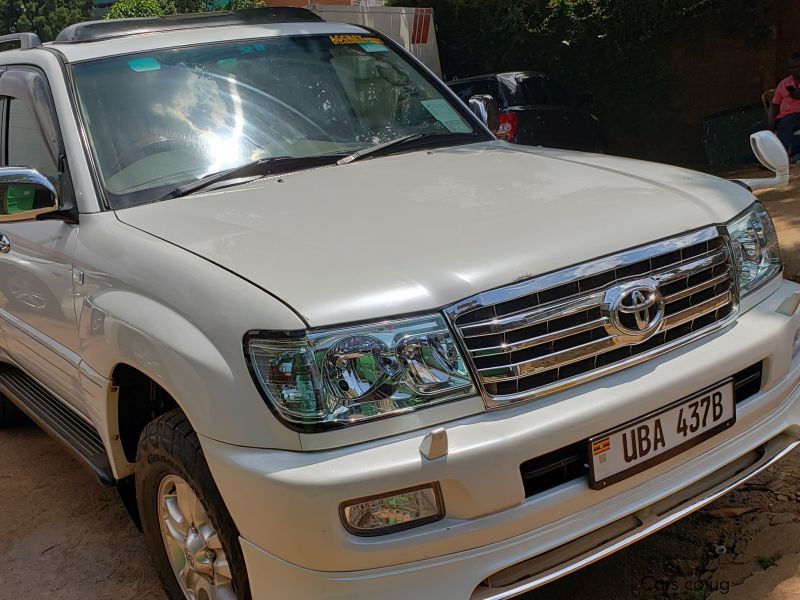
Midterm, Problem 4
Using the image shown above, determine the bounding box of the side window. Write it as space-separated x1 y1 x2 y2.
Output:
0 99 59 219
7 99 58 180
517 77 549 105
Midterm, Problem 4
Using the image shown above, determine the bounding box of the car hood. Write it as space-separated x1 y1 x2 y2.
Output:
116 142 754 327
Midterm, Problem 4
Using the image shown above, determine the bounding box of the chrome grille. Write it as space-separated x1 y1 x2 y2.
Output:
445 227 737 407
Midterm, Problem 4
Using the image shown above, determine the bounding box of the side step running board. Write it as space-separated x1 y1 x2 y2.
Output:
0 365 114 486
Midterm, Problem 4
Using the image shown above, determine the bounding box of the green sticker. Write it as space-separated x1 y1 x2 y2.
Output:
421 99 472 133
128 57 161 72
216 58 237 70
360 43 389 53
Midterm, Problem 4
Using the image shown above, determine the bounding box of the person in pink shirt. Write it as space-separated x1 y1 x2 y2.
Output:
769 51 800 158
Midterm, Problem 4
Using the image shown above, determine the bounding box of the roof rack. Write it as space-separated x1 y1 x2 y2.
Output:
0 33 42 50
55 7 323 44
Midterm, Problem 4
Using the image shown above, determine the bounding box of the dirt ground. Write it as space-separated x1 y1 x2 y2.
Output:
3 169 800 600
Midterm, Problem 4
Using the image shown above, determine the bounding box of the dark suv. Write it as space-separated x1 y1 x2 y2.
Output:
449 71 606 152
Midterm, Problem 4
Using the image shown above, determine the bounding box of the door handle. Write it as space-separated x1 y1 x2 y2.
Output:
0 233 10 254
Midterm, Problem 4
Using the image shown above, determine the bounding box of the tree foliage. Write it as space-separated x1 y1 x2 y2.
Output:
105 0 166 19
105 0 265 19
0 0 94 42
0 0 269 38
390 0 774 157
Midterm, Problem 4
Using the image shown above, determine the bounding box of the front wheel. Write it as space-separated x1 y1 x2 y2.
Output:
135 410 251 600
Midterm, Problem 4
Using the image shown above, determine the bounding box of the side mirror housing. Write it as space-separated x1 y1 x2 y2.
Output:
576 92 594 112
468 94 500 133
735 131 790 191
0 167 58 222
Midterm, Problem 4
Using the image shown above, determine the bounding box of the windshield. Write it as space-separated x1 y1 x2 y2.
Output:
72 33 479 208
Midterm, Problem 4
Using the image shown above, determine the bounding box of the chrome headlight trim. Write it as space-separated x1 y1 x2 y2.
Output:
244 314 476 432
725 201 782 296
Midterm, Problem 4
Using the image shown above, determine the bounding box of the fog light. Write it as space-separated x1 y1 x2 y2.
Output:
341 483 444 536
793 329 800 360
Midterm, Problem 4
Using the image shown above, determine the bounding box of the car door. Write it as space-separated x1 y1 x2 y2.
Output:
0 67 85 414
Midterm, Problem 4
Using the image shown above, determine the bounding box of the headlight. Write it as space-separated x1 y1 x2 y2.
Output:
246 314 475 430
726 202 781 295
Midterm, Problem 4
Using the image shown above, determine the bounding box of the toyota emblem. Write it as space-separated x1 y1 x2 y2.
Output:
605 281 665 339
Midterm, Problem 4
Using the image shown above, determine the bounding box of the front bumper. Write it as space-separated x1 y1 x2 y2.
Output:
203 278 800 599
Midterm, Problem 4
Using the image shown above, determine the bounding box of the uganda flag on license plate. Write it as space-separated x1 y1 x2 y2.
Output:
592 438 610 456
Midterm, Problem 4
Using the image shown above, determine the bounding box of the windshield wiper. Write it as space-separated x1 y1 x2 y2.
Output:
168 154 343 199
337 132 479 165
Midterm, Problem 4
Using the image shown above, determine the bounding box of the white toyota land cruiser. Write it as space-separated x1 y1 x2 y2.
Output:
0 8 797 600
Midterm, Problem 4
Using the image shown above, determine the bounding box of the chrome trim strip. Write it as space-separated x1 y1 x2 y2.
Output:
479 310 738 404
651 250 728 286
479 289 730 382
445 227 739 408
480 337 618 382
663 270 731 304
477 437 800 600
461 249 727 337
79 360 109 387
460 293 604 337
470 318 609 358
448 227 720 323
0 307 81 368
662 291 732 329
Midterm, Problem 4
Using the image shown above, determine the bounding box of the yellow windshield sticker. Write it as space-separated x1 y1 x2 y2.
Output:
330 34 384 46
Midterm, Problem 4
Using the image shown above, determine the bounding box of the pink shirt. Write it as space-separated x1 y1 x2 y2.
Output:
772 75 800 119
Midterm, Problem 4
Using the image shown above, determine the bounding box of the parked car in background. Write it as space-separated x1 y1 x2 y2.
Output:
449 71 607 152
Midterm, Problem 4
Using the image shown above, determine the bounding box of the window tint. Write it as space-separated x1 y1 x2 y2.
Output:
517 77 549 105
7 99 58 180
543 79 573 106
515 76 574 107
450 80 504 106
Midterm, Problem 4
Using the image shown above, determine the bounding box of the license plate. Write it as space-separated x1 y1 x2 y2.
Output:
588 380 735 489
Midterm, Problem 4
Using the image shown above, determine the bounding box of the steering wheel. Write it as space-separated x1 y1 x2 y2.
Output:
115 132 206 171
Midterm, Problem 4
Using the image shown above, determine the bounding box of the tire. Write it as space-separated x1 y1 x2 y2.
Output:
135 409 252 600
0 393 21 427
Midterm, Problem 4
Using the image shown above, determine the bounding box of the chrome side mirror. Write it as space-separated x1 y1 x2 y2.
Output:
735 131 790 191
0 167 58 222
468 94 500 133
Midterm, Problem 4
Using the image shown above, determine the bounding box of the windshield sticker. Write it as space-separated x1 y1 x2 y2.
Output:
330 34 384 46
238 44 266 55
421 99 472 133
216 58 237 69
127 57 161 72
360 42 389 53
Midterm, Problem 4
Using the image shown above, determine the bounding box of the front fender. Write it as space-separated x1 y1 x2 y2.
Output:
74 213 305 453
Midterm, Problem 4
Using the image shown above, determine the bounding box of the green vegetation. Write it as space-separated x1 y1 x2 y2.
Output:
757 552 782 570
0 0 267 41
105 0 167 19
0 1 94 42
106 0 265 19
390 0 774 158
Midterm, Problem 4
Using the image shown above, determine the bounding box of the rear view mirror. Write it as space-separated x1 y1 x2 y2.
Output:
468 94 500 133
735 131 790 191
